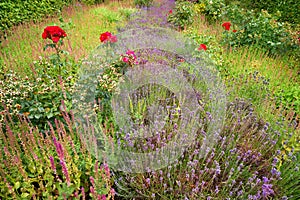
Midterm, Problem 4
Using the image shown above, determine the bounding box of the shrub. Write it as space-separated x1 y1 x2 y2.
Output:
0 60 78 131
168 0 195 30
0 0 75 34
198 0 227 22
236 0 300 26
222 7 295 56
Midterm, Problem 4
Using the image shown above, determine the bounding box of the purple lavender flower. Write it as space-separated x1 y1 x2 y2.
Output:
146 178 151 185
262 183 274 198
271 168 281 177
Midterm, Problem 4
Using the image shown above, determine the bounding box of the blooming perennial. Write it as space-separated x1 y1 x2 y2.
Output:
100 31 117 43
222 22 231 31
42 26 67 43
198 44 207 51
122 49 137 65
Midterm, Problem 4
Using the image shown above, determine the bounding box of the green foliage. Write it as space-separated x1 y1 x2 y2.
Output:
193 2 206 14
236 0 300 26
0 0 75 34
0 56 79 130
0 112 114 199
198 0 227 22
118 7 137 20
222 6 296 56
133 0 154 8
92 7 123 27
275 85 300 115
168 1 195 29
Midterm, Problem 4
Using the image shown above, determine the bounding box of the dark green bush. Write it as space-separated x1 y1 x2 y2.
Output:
0 0 75 34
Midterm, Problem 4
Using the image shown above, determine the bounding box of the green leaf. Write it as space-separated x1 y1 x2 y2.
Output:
14 181 20 189
46 113 54 119
21 193 30 198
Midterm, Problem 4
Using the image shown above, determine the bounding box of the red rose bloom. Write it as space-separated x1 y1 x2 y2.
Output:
198 44 207 51
100 32 117 43
222 22 231 31
233 29 237 33
42 26 67 43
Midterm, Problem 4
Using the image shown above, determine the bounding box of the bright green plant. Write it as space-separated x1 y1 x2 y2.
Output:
118 7 137 20
236 0 300 26
168 0 195 30
222 8 295 56
275 84 300 115
199 0 226 22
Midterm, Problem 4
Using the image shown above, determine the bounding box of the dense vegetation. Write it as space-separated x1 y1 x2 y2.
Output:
0 0 299 199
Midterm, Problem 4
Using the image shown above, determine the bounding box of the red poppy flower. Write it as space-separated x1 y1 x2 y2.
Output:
233 29 237 33
198 44 207 51
100 32 117 43
42 26 67 43
222 22 231 31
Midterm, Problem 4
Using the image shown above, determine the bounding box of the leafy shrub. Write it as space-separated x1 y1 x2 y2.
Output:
198 0 227 22
236 0 300 26
0 59 78 131
0 0 75 34
168 0 195 30
222 7 295 55
193 2 206 14
275 84 300 115
118 7 138 20
134 0 154 8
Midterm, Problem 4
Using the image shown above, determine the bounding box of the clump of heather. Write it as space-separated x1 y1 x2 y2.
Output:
0 110 114 199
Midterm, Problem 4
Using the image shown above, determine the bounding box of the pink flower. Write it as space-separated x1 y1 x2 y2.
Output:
122 57 129 63
126 50 136 59
109 35 117 43
169 10 173 14
198 44 207 51
222 22 231 31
